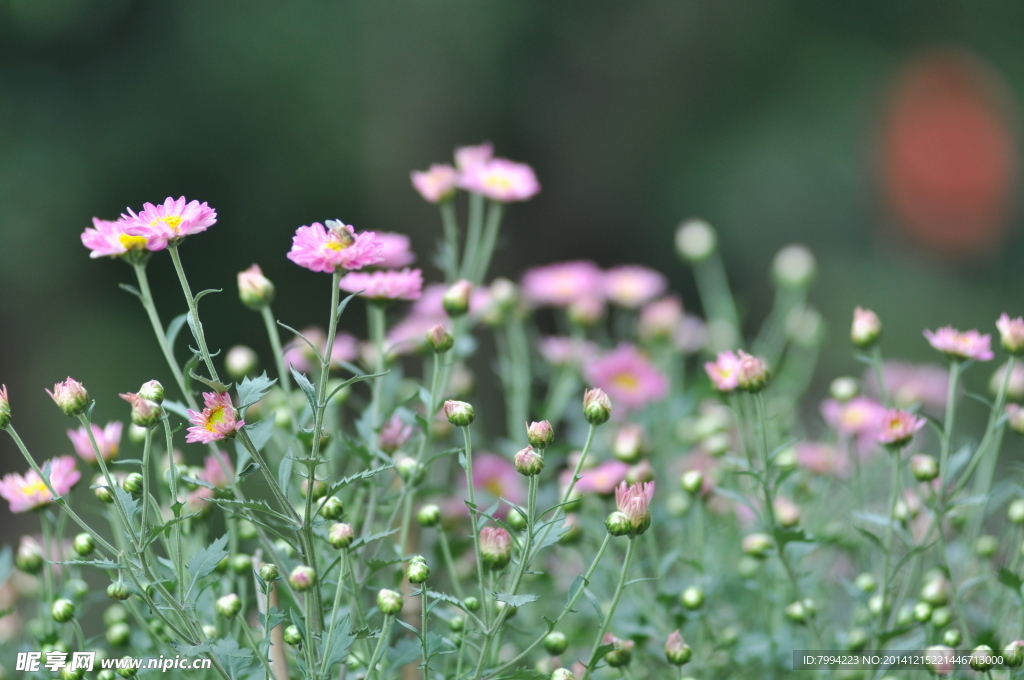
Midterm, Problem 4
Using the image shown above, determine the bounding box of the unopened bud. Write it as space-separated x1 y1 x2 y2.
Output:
289 565 316 591
1003 640 1024 667
47 378 89 417
1009 404 1024 436
829 377 859 402
119 392 162 428
107 582 131 601
855 573 877 593
407 560 429 584
463 596 480 612
772 245 816 289
377 588 403 615
444 400 475 427
605 511 632 537
544 631 568 655
395 457 425 485
909 454 939 482
1010 498 1024 524
551 670 576 680
603 635 633 667
283 625 303 646
92 479 115 503
138 380 165 404
526 420 555 449
920 576 949 606
975 534 998 559
225 346 259 380
51 598 75 623
851 307 882 349
913 601 932 622
426 324 454 354
514 446 545 477
583 388 612 426
259 563 279 582
416 504 441 527
216 593 242 618
443 280 473 317
319 496 344 520
107 622 131 647
930 606 952 628
736 352 768 393
0 384 10 429
122 473 143 496
664 630 692 666
675 219 717 262
612 425 644 463
784 600 807 624
742 533 773 559
680 586 704 610
942 628 961 647
970 645 996 671
680 470 704 495
73 533 95 557
328 523 355 549
238 264 275 310
479 527 512 570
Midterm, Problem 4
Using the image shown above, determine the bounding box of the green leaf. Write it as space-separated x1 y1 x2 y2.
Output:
998 567 1023 598
53 558 122 570
494 592 539 607
211 637 253 680
326 370 389 403
335 290 359 321
162 400 191 421
166 312 188 350
386 636 421 675
236 372 277 411
188 368 231 393
325 464 393 497
0 546 10 585
208 498 295 525
186 534 229 597
774 527 814 548
351 528 399 550
118 282 143 300
854 527 885 552
290 366 317 413
278 450 294 492
113 486 141 534
244 418 275 450
321 615 356 673
851 511 897 530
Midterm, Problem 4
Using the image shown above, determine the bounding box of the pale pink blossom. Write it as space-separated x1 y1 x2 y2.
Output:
585 344 668 411
521 261 604 307
458 158 540 202
674 315 708 354
287 221 383 274
538 336 598 367
67 422 122 464
198 451 234 489
411 164 458 203
454 143 494 171
615 480 655 531
339 268 423 301
379 415 415 453
638 297 683 341
997 313 1024 355
81 218 151 258
567 460 630 495
864 361 950 413
466 453 525 517
704 350 742 392
0 456 81 513
374 232 417 268
186 393 244 444
121 196 217 251
604 266 668 309
795 442 850 478
924 326 994 361
877 409 926 447
821 397 886 437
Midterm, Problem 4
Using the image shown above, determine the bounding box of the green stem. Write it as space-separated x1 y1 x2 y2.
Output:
241 620 277 680
79 413 138 548
580 538 637 680
133 261 191 404
473 201 505 284
692 252 740 350
437 529 465 601
366 615 395 680
260 305 297 428
534 424 597 553
367 301 388 446
462 426 488 612
938 361 962 500
320 552 349 678
871 345 890 406
162 418 187 598
460 192 485 281
40 513 55 636
421 582 430 680
440 201 460 282
167 244 220 383
877 449 902 638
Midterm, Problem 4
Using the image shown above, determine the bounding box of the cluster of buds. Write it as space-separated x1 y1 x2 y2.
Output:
119 381 164 428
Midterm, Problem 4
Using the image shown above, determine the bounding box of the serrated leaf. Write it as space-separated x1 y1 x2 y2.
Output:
321 615 355 673
208 498 295 524
386 636 421 673
188 368 232 393
326 370 388 403
290 366 318 413
351 528 399 550
236 372 277 411
211 637 253 680
493 592 539 607
325 464 393 497
244 418 275 450
54 558 122 570
278 451 294 492
113 485 141 534
186 534 229 597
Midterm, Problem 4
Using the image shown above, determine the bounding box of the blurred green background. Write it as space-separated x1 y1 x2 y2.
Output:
3 1 1024 538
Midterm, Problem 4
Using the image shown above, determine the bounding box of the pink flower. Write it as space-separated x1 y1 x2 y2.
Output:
924 326 994 361
704 350 742 392
997 313 1024 355
469 453 525 517
795 442 850 478
821 397 886 436
638 297 683 341
0 456 81 513
674 315 708 354
458 158 540 202
454 142 494 171
67 422 122 464
339 268 423 301
479 526 512 569
374 233 416 268
198 451 234 490
283 327 359 373
379 415 415 453
186 392 244 444
615 480 655 533
538 336 598 366
521 261 604 307
604 266 668 309
81 218 150 258
569 460 630 495
865 361 950 413
411 164 459 203
877 409 926 447
585 344 668 411
287 220 383 274
121 196 217 251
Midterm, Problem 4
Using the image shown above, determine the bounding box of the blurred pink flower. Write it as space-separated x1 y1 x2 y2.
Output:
287 221 383 274
122 196 217 251
339 268 423 301
674 315 708 354
379 415 415 453
924 326 994 361
374 232 416 268
877 409 926 447
67 422 122 464
283 327 359 373
186 392 244 444
705 350 742 392
821 397 886 437
81 218 150 258
411 164 458 203
454 142 494 171
0 456 80 513
469 453 525 516
585 344 668 411
997 313 1024 355
795 442 850 478
568 460 630 495
199 451 234 489
411 284 489 318
458 158 540 202
538 336 598 367
521 261 604 307
864 360 951 413
604 265 667 309
638 296 683 341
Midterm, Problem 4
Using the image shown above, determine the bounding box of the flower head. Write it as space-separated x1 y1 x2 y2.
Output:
339 268 423 301
736 351 769 392
570 460 630 495
538 336 598 367
877 409 926 448
379 415 415 454
237 264 275 310
199 451 234 489
0 456 80 513
469 453 525 516
604 266 667 309
47 378 89 416
583 388 613 425
924 326 994 361
119 391 163 427
0 385 10 430
121 196 217 251
458 158 540 202
67 422 122 463
287 220 383 274
638 297 683 341
521 261 604 307
585 344 668 412
704 350 742 392
186 392 244 444
374 232 417 268
479 527 512 569
795 442 850 478
454 143 494 171
81 217 151 259
997 314 1024 356
615 481 655 535
411 164 459 203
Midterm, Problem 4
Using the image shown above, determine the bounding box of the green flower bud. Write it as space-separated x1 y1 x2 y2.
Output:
970 645 996 671
426 324 454 354
785 600 807 624
259 563 279 582
116 657 138 677
328 522 355 549
847 628 869 651
66 578 89 600
94 477 116 504
605 511 632 537
284 625 303 646
289 565 317 591
1009 499 1024 524
665 630 691 666
912 601 932 623
506 509 527 531
526 421 555 449
443 280 472 317
61 668 85 680
104 604 128 626
910 454 939 482
138 380 165 404
443 400 475 427
215 555 229 574
680 470 704 495
319 496 345 520
551 669 576 680
202 624 217 639
106 622 131 647
920 576 949 606
680 586 704 610
225 346 259 380
238 520 258 540
377 588 403 615
742 533 773 559
930 606 952 628
47 378 89 417
448 616 465 632
851 308 882 350
72 532 95 557
229 554 252 575
974 534 998 559
122 473 144 496
544 631 568 655
238 264 275 310
772 244 816 289
582 388 612 426
1002 640 1024 667
829 376 859 402
854 573 877 593
417 504 441 527
407 560 429 584
107 582 131 601
15 539 43 574
675 219 717 262
51 598 75 623
942 628 961 647
395 457 425 485
463 596 480 612
514 446 545 477
496 600 517 619
216 593 242 618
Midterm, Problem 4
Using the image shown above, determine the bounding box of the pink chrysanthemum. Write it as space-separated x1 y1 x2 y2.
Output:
198 451 234 490
638 297 683 340
0 456 80 513
539 336 599 367
585 344 668 411
997 313 1024 355
283 327 359 373
67 422 122 464
186 392 244 444
287 220 384 274
339 267 423 301
604 266 668 309
121 196 217 251
81 218 151 259
795 442 850 478
615 480 655 529
467 453 525 517
865 361 950 413
568 460 630 495
821 397 886 437
454 142 494 171
411 164 459 203
704 350 742 392
877 409 926 447
521 261 605 307
379 415 415 454
374 232 417 268
924 326 994 361
458 158 540 202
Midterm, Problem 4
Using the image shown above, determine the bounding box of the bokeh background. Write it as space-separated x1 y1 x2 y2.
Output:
3 1 1024 541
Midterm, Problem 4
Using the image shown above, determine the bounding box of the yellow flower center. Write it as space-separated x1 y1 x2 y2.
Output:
612 372 641 391
150 215 184 232
22 480 49 496
118 234 149 250
484 479 504 497
204 407 226 432
484 175 513 191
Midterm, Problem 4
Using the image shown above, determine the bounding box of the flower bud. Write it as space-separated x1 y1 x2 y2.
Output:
514 446 545 477
127 423 148 445
675 219 717 262
784 600 807 624
107 582 131 601
930 606 952 628
122 472 143 496
426 324 454 354
62 667 85 680
104 604 128 626
507 508 527 531
119 392 162 428
0 385 10 429
736 352 768 393
605 511 632 537
680 586 704 610
225 346 259 380
449 616 465 632
443 280 473 317
328 522 355 549
115 658 138 677
998 314 1024 356
259 563 279 582
942 628 961 647
582 388 612 426
407 560 429 584
463 596 480 612
283 625 303 646
444 400 475 427
138 380 165 404
920 576 949 606
854 573 877 593
851 307 882 349
612 425 644 463
48 378 89 417
396 457 425 485
496 600 517 619
319 496 344 520
526 420 555 449
51 598 75 623
73 532 95 557
417 504 441 527
773 497 800 527
567 296 604 327
377 588 403 615
970 645 996 671
229 554 252 575
909 454 939 482
680 471 704 495
288 565 317 591
67 577 89 600
664 630 692 666
913 601 932 622
1003 640 1024 667
216 593 242 618
544 631 568 655
603 635 633 667
237 264 275 310
829 377 859 402
106 622 131 647
742 533 773 559
1010 498 1024 524
16 538 43 574
551 668 576 680
974 534 998 559
1009 404 1024 436
772 245 816 289
479 527 512 570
